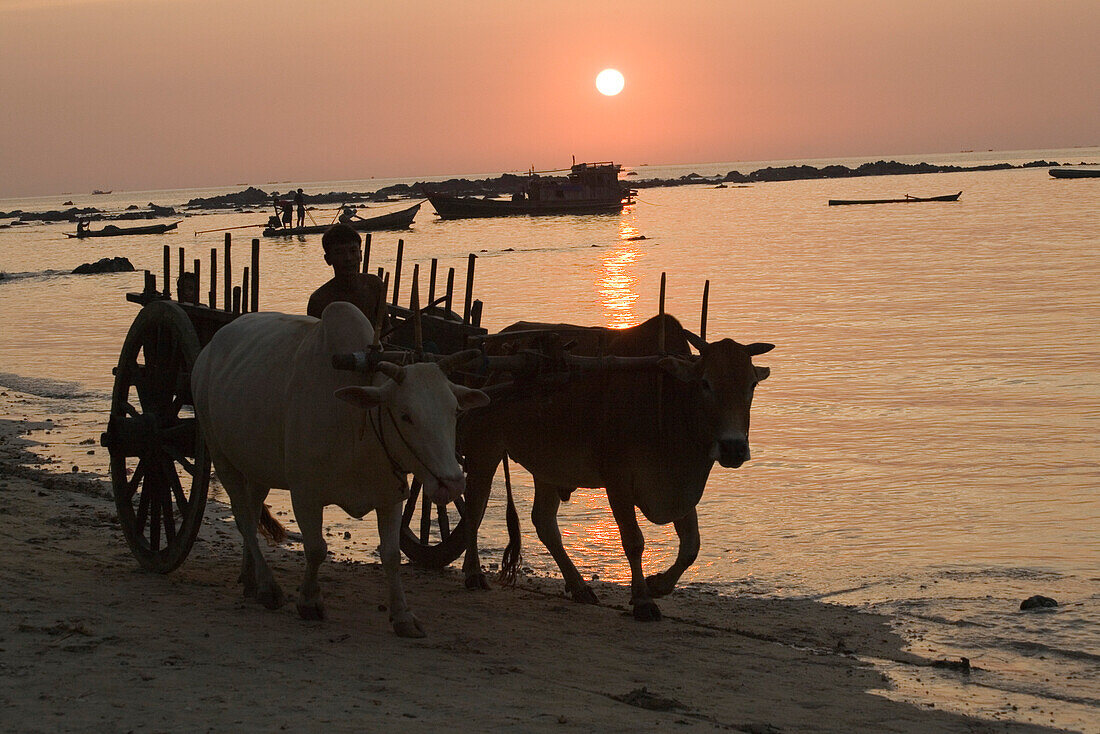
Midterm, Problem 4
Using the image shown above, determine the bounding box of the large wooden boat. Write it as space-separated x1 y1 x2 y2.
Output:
828 191 962 206
262 202 420 237
67 220 180 238
426 162 634 219
1049 166 1100 179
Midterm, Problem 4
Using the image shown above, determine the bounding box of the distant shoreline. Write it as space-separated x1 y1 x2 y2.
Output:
0 157 1076 223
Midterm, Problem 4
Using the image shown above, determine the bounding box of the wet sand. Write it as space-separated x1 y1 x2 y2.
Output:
0 390 1067 733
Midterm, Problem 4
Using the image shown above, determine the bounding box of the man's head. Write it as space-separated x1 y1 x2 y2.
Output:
297 188 303 194
321 224 362 274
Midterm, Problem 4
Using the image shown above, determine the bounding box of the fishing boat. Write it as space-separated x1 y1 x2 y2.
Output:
828 191 962 206
66 220 180 238
1049 166 1100 179
262 202 420 237
425 162 634 219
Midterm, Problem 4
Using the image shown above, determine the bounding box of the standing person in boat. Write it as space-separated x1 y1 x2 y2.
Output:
281 198 293 230
294 188 306 229
76 219 89 236
306 223 388 331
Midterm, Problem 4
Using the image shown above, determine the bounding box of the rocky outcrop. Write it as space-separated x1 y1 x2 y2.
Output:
72 257 135 275
1019 595 1058 611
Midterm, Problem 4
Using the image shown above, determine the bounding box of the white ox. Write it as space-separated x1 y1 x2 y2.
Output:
191 301 488 637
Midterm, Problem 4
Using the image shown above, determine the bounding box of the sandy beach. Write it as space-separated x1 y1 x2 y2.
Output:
0 389 1070 733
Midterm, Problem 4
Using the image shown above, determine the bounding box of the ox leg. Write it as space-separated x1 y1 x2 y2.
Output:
532 479 598 605
377 500 425 637
461 453 501 590
291 492 327 621
646 508 700 598
606 489 661 621
217 460 283 609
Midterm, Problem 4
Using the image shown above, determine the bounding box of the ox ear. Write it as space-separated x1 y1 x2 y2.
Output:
746 343 775 356
451 384 490 410
334 385 390 410
754 366 771 382
658 356 700 382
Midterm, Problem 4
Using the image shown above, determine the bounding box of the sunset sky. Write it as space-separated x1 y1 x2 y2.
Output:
1 0 1097 198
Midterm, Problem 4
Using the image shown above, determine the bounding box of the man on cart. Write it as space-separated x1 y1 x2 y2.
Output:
307 223 388 330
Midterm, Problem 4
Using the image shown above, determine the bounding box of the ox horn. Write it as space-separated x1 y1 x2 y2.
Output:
436 348 482 374
683 328 709 353
376 361 406 384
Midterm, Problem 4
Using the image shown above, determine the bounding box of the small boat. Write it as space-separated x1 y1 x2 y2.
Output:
262 202 420 237
91 190 112 195
828 191 962 206
66 221 180 238
426 162 634 219
1049 166 1100 179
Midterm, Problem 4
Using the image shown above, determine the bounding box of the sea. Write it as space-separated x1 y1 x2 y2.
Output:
1 147 1097 730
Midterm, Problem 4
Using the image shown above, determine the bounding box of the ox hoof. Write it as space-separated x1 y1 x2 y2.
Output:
570 585 599 605
645 573 675 598
257 585 285 610
296 599 325 621
465 573 491 591
632 599 662 622
392 615 426 639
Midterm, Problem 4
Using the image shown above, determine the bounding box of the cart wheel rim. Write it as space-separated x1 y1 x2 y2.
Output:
399 478 467 567
105 300 210 573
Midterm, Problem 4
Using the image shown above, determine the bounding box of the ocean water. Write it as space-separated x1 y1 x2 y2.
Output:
1 148 1098 729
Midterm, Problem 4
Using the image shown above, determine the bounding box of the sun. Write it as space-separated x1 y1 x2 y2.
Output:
596 68 625 96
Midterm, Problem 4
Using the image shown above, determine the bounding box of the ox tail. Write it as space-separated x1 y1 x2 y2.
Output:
258 503 288 546
498 453 523 587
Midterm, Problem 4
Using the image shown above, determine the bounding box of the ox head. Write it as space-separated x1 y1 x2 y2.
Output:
658 338 773 469
334 361 490 505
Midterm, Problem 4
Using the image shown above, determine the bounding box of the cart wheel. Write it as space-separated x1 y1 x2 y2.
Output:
399 478 467 567
102 300 210 573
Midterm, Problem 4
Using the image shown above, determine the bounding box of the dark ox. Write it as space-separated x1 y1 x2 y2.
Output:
458 314 773 620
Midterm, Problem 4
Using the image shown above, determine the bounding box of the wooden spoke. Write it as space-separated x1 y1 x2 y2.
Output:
160 484 176 544
438 504 451 540
121 458 147 501
163 455 189 514
149 492 162 552
402 480 421 526
419 488 431 544
162 444 196 476
135 478 152 535
124 402 140 418
453 495 466 518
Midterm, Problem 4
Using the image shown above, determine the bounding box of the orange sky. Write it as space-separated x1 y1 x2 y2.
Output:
1 0 1097 197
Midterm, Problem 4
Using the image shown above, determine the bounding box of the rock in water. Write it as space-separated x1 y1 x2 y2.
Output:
1020 595 1058 610
72 257 136 275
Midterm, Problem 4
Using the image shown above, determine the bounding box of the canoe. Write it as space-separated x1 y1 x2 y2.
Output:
66 221 180 238
1049 166 1100 179
828 191 962 206
262 202 420 237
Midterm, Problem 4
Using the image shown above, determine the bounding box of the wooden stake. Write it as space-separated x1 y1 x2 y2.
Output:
410 264 423 353
193 258 201 305
223 234 232 311
392 238 404 305
177 247 185 294
463 253 477 325
232 286 241 314
471 300 483 328
658 271 667 355
428 258 438 305
362 232 371 274
162 245 171 298
700 279 710 342
209 248 217 309
250 238 260 312
241 268 249 314
445 267 455 314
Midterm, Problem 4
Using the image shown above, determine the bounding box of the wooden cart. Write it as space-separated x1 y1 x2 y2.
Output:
100 234 488 573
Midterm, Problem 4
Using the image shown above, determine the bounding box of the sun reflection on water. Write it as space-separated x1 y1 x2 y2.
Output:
596 220 646 328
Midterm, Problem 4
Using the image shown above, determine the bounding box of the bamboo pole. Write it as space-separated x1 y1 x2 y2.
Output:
192 258 201 304
177 247 185 294
250 238 260 312
223 234 232 311
658 271 667 355
362 232 371 274
232 286 241 314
